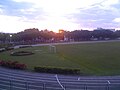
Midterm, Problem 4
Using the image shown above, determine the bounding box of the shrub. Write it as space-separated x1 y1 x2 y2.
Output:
0 60 27 70
15 63 27 69
34 66 80 75
0 47 14 53
0 60 6 66
5 47 14 51
0 43 13 48
11 51 34 56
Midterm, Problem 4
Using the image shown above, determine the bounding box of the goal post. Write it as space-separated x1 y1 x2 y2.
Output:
49 45 56 53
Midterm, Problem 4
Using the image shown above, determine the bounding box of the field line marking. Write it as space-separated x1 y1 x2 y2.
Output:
107 80 111 84
55 74 65 90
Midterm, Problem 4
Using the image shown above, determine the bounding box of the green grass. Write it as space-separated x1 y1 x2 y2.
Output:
0 41 120 75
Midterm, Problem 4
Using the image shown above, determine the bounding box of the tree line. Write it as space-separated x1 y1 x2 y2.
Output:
0 28 120 44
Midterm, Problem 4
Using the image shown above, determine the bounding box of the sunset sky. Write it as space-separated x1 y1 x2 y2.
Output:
0 0 120 33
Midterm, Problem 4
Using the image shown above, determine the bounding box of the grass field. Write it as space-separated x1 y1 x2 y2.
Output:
0 41 120 75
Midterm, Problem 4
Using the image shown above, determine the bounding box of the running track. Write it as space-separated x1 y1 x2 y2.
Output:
0 67 120 90
14 40 120 48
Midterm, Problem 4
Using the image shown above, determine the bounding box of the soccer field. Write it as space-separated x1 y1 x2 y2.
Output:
0 41 120 75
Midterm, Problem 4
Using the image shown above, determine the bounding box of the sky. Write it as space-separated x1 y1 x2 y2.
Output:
0 0 120 33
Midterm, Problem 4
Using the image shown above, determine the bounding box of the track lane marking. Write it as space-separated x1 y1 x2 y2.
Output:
55 74 65 90
107 80 111 84
78 77 80 81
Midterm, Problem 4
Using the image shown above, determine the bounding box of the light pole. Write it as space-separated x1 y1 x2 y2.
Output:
10 34 12 43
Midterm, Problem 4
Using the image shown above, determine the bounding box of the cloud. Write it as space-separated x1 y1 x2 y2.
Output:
0 0 120 33
101 0 119 6
113 18 120 22
67 0 120 29
0 0 30 16
0 8 3 14
0 0 46 22
0 14 38 33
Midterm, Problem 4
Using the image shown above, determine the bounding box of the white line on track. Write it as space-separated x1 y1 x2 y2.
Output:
107 80 111 84
55 74 65 90
78 77 80 81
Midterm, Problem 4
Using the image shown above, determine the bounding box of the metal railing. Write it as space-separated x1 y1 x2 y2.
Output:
0 78 120 90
